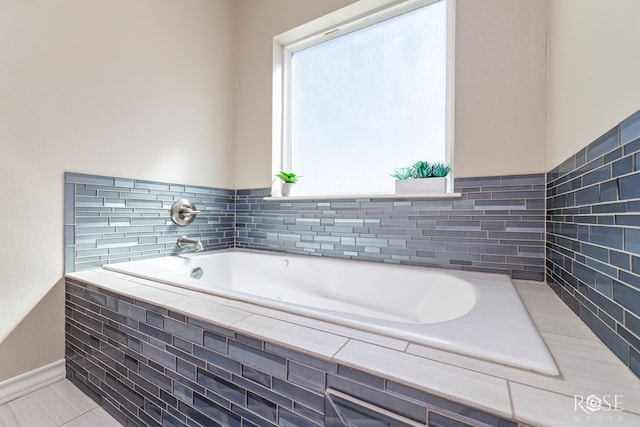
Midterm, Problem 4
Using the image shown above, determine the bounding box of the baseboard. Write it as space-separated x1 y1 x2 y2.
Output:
0 359 66 405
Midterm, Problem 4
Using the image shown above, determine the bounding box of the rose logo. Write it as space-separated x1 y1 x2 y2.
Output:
584 395 602 413
575 394 623 414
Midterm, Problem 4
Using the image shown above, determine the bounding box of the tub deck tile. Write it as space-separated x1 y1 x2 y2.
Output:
514 280 595 339
332 340 513 419
408 334 640 408
119 285 186 306
70 270 140 292
196 292 411 352
167 297 253 328
510 382 640 427
240 308 409 352
406 342 535 384
538 332 640 403
231 315 349 359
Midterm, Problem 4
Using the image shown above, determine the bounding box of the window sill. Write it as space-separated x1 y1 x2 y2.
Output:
263 192 462 201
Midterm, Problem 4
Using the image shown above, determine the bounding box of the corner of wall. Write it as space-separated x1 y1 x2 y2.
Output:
546 108 640 378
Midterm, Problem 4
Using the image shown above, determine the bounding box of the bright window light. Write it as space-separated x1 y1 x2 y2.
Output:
285 0 448 195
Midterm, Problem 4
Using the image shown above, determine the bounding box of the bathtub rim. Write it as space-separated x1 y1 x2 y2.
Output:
102 249 560 377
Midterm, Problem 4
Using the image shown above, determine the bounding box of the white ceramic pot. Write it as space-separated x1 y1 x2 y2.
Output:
281 182 292 197
395 177 447 194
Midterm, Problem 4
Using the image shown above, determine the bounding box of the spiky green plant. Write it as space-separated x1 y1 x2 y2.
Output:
274 171 300 184
411 161 432 179
431 162 451 177
390 167 413 180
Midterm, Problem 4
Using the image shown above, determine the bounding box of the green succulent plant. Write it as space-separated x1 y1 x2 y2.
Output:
391 161 451 180
411 161 433 179
431 162 452 177
390 167 413 180
274 171 300 184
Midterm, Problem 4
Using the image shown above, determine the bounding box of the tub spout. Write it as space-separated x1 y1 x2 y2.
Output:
177 236 204 252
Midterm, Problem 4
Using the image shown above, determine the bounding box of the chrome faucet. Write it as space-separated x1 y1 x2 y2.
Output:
177 236 204 252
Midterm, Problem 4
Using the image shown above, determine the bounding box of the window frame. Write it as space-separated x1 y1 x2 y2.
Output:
272 0 456 197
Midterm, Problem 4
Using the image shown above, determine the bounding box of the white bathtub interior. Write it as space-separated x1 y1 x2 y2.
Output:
104 250 559 376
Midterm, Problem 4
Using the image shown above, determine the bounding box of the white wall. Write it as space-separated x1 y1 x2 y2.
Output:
454 0 547 178
235 0 549 188
548 0 640 169
0 0 236 381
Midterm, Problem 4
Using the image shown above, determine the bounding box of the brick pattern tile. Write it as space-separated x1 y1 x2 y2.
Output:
65 173 235 272
547 109 640 378
236 175 546 280
65 278 518 427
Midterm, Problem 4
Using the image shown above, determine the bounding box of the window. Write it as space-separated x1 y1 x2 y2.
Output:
274 0 453 196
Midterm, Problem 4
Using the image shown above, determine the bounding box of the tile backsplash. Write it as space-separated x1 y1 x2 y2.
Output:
65 172 546 280
547 109 640 377
64 172 235 272
237 175 546 281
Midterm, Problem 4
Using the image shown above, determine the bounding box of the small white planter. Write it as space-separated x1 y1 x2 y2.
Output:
281 182 292 197
395 177 447 195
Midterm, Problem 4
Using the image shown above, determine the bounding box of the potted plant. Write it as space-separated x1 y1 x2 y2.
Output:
391 161 451 194
274 171 300 197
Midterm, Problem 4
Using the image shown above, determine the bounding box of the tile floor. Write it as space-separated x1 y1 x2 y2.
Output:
0 379 119 427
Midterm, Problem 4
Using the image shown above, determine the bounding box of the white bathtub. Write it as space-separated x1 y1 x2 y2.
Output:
104 250 559 376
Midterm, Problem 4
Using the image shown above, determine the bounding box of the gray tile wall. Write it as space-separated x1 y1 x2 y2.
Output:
66 172 546 280
547 109 640 378
236 175 546 281
65 277 521 427
65 173 235 272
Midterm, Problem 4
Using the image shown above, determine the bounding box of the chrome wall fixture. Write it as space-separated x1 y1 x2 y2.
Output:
169 199 200 226
177 235 204 252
